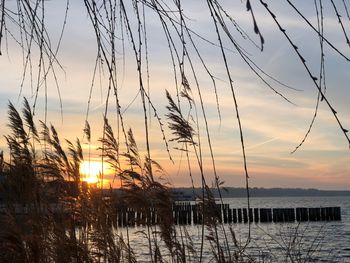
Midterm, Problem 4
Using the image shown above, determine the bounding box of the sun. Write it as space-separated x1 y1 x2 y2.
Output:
80 161 109 185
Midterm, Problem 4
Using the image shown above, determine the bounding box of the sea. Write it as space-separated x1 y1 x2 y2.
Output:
120 196 350 262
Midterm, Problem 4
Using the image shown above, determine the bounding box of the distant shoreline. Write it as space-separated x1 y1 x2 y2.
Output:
170 187 350 199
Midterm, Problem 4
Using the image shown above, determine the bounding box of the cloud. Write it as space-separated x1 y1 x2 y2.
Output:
0 1 349 189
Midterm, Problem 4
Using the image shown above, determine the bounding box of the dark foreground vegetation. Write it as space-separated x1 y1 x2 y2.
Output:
0 99 258 262
0 99 337 263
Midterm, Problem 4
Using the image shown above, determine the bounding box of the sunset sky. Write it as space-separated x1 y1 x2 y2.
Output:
0 1 349 190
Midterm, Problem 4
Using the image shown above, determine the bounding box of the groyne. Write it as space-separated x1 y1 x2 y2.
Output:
113 202 342 227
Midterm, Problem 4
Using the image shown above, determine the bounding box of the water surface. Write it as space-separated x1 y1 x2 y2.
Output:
120 196 350 262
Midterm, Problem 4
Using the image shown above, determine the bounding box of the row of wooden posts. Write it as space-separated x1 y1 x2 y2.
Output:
114 202 341 227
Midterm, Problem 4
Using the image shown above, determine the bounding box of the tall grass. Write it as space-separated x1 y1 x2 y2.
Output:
0 99 246 262
0 97 336 263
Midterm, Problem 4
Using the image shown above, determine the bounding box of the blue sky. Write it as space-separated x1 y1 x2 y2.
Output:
0 1 349 189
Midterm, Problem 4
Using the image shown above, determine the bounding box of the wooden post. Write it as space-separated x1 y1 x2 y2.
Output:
267 208 272 222
216 204 222 223
237 208 242 223
248 208 253 223
232 208 237 223
122 206 127 226
223 204 228 224
273 208 282 222
260 208 267 223
192 205 198 225
285 208 295 222
187 204 191 225
181 205 185 225
198 204 202 225
260 208 272 223
173 204 178 225
325 207 333 220
334 207 341 221
296 207 308 222
135 210 141 226
151 207 156 225
309 208 320 221
254 208 259 223
242 208 248 223
117 209 123 227
128 208 135 226
321 207 327 221
228 208 233 223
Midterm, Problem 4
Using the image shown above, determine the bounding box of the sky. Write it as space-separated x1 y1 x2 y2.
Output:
0 1 349 190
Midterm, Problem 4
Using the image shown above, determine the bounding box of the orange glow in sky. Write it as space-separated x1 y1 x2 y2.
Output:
0 2 349 190
80 161 111 185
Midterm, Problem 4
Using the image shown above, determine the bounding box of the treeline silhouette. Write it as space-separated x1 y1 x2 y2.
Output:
171 187 350 199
